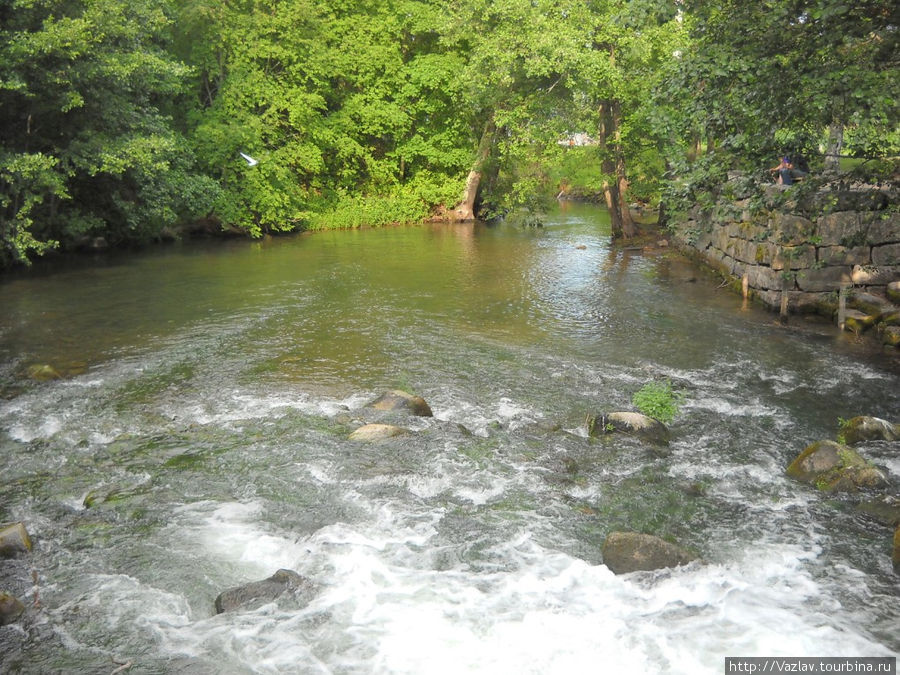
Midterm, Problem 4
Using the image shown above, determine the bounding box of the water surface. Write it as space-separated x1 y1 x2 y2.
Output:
1 203 898 673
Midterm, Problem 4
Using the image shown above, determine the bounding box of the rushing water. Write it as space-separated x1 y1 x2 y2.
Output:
0 202 898 674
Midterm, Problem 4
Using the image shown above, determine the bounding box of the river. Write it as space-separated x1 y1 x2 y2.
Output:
1 202 898 673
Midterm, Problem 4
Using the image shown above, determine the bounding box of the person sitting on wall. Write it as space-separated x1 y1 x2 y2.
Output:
770 156 795 185
770 155 808 185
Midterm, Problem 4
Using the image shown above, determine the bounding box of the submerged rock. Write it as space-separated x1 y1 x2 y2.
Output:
587 412 670 445
786 440 887 492
0 592 24 625
856 496 900 528
25 364 62 382
839 416 899 445
601 531 697 575
348 423 409 442
366 390 433 417
0 523 33 557
214 569 317 614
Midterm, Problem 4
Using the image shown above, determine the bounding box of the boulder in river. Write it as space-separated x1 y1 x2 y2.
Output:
214 569 317 614
601 531 698 575
0 592 24 626
839 416 899 445
588 412 670 445
0 523 32 558
348 423 409 442
786 440 887 492
366 390 433 417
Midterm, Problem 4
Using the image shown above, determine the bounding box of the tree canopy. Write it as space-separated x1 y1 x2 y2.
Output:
0 0 897 267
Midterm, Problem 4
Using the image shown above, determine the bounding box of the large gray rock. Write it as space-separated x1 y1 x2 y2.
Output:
602 532 697 575
367 390 433 417
588 412 670 445
0 523 32 557
214 569 316 614
839 416 899 445
348 423 409 442
786 440 887 492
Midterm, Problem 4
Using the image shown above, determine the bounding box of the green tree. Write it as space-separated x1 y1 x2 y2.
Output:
0 0 215 267
668 0 899 169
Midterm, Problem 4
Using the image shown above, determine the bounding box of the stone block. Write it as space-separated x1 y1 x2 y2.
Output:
772 212 815 245
796 266 851 293
862 211 900 243
872 243 900 267
817 245 870 267
817 211 863 247
748 265 783 291
773 245 816 270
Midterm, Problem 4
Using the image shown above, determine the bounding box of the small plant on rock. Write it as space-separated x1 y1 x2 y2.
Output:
632 380 684 424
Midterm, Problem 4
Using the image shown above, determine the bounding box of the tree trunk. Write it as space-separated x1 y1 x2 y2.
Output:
824 122 843 172
598 103 623 238
452 119 495 221
611 100 635 238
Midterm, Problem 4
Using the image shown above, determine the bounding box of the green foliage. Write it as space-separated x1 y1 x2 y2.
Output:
2 0 896 267
632 380 684 424
0 0 213 267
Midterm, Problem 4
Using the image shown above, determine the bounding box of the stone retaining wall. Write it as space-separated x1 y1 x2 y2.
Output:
669 178 899 318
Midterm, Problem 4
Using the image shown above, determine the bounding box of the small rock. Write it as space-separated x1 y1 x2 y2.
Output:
786 440 887 492
839 416 899 445
348 423 408 442
588 412 670 445
0 592 25 626
214 569 316 614
602 531 697 575
0 523 33 557
367 390 433 417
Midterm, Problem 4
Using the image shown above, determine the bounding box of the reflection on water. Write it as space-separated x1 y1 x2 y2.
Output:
0 203 898 673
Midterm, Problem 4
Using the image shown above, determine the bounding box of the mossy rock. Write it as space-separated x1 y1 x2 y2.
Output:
786 440 887 492
887 281 900 304
0 592 24 625
601 531 698 574
348 423 409 442
839 416 899 445
366 390 433 417
882 326 900 348
843 310 877 333
0 522 33 557
893 526 900 572
587 412 670 445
